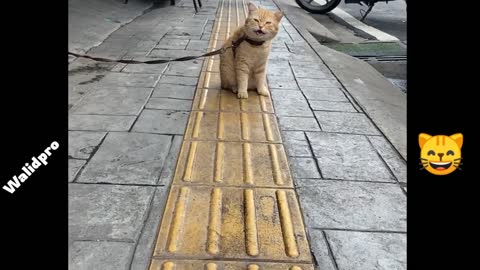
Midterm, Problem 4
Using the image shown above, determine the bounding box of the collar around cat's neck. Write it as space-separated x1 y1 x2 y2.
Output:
232 35 265 48
244 37 265 46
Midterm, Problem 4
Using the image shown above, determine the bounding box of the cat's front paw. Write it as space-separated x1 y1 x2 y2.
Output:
257 87 269 97
237 91 249 99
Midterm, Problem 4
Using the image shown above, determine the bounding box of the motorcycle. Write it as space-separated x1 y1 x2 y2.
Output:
294 0 403 21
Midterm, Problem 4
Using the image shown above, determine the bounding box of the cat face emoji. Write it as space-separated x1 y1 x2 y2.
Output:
419 133 463 175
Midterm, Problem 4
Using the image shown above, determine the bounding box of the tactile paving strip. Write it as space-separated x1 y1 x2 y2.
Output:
149 0 314 268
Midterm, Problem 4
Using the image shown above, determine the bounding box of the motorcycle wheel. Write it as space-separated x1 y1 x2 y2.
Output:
294 0 342 14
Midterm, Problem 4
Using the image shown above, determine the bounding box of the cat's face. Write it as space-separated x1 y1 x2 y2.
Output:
419 133 463 175
244 2 283 41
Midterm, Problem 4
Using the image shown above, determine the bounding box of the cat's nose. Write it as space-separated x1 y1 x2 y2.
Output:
438 153 444 160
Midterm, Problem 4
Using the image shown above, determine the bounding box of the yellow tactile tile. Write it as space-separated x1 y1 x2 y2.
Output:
192 86 275 113
185 111 281 142
150 260 314 270
148 0 314 268
173 141 292 187
152 186 311 262
201 59 220 73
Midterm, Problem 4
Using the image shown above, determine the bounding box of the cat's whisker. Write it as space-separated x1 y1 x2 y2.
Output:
454 158 463 161
420 158 428 160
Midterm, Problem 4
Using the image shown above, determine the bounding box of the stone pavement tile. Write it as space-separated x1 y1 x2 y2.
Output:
278 116 320 131
152 83 196 99
69 183 155 240
121 63 168 74
130 187 169 270
168 26 204 36
69 159 86 183
69 115 136 132
272 90 313 117
289 157 321 179
68 58 115 73
325 230 406 270
149 49 204 58
281 131 312 157
297 181 406 231
77 133 171 185
285 43 316 56
155 38 189 50
271 44 290 52
306 132 395 182
157 136 183 185
145 98 192 111
186 39 209 51
290 62 332 79
69 241 134 270
267 75 299 90
368 136 407 183
164 34 202 40
132 109 189 135
301 87 349 102
298 78 341 89
201 34 211 40
69 73 104 109
314 111 380 135
99 73 159 88
307 229 339 270
267 60 293 76
71 87 152 115
159 75 198 86
310 100 357 112
164 60 203 77
68 131 106 159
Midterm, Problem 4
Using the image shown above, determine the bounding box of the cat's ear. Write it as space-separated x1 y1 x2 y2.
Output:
449 133 463 148
248 2 258 14
274 11 284 21
419 133 432 148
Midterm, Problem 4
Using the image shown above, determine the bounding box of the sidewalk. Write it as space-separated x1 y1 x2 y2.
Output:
68 0 406 269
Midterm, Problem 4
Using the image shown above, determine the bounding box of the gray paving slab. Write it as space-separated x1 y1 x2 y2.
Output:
368 136 407 183
68 131 106 159
71 87 152 116
298 180 406 231
152 83 196 100
77 132 172 185
278 116 320 131
69 115 136 132
272 90 313 117
301 87 349 102
69 241 134 270
146 98 193 111
69 183 155 240
306 132 395 182
314 111 380 135
69 159 86 183
325 230 406 270
281 131 313 157
132 109 190 135
130 187 169 270
99 72 159 88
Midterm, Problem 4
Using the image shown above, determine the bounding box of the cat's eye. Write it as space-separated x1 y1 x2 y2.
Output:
254 19 259 22
428 150 435 156
447 150 454 156
265 21 272 24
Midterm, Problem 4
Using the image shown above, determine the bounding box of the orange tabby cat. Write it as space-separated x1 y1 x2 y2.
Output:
220 2 283 99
